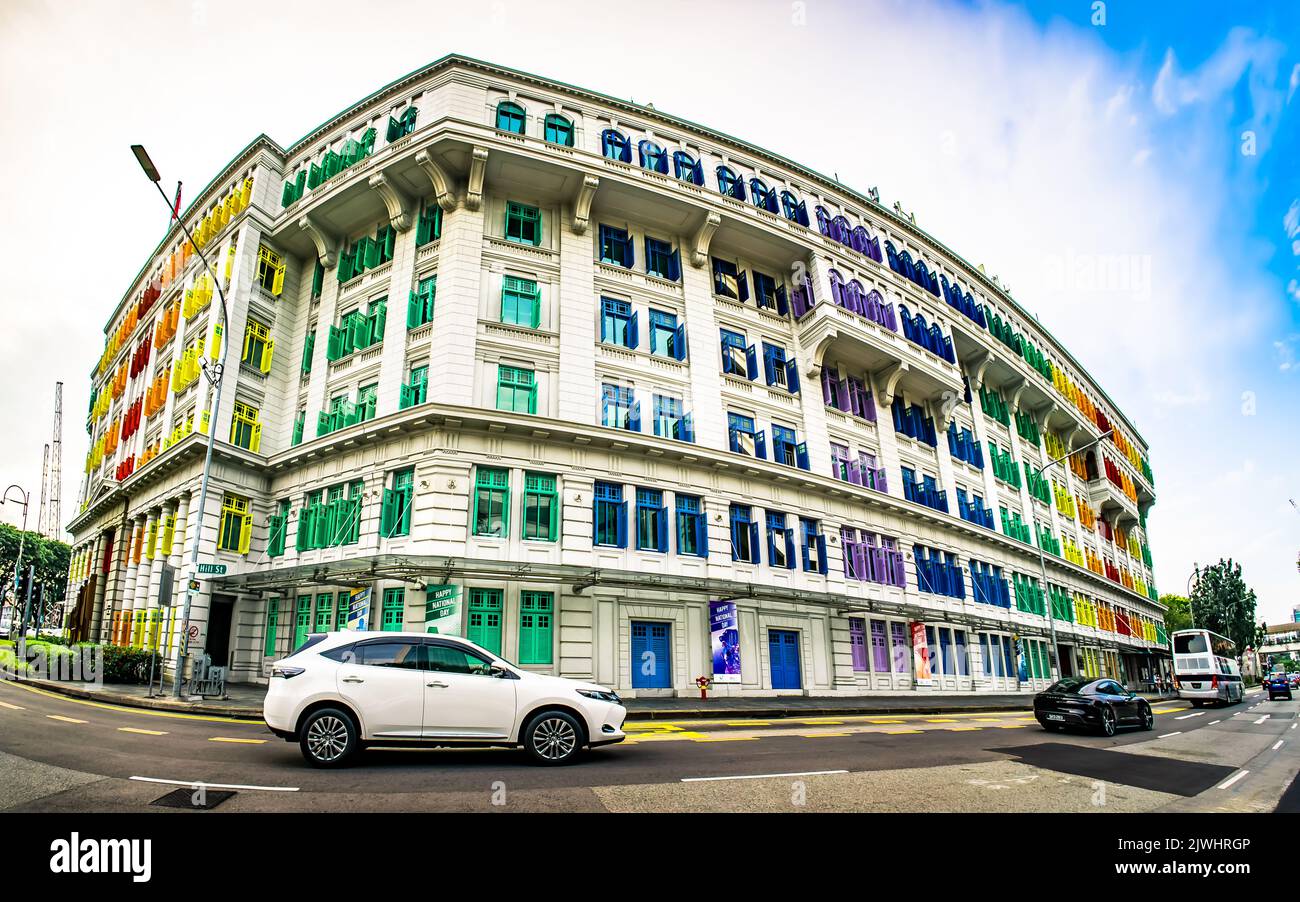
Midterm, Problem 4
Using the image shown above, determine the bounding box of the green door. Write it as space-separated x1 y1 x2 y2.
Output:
293 595 312 649
467 588 503 654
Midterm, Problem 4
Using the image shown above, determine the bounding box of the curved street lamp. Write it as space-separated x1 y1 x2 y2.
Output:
131 145 230 697
2 484 31 637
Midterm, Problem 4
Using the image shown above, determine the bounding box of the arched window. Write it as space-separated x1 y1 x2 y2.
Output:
885 241 901 273
845 279 865 315
387 107 418 142
716 166 745 201
850 225 871 255
815 206 832 237
496 101 526 135
638 140 668 174
602 129 631 163
863 289 886 321
827 268 845 306
749 178 777 213
543 113 574 147
673 151 702 185
831 215 852 246
900 250 917 282
780 191 808 226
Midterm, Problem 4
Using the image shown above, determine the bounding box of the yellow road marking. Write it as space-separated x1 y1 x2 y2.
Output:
799 718 845 725
1152 708 1181 715
726 721 772 726
118 727 168 736
999 724 1029 729
0 700 25 710
46 714 87 724
927 718 958 723
973 717 1003 722
869 719 905 724
693 736 758 742
947 726 981 732
886 729 922 735
208 737 266 744
802 732 850 738
0 681 262 724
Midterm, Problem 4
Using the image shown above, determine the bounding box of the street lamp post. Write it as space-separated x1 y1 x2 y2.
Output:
1035 429 1113 682
2 485 30 638
131 145 230 698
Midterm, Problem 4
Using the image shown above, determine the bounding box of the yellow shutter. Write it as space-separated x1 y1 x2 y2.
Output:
250 422 262 453
271 260 285 296
238 513 252 554
260 339 274 374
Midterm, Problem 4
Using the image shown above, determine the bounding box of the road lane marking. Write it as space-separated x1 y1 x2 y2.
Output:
119 727 168 736
1175 712 1204 720
0 681 262 724
1254 715 1271 724
682 769 849 783
130 775 298 792
973 717 1003 722
0 700 25 710
802 732 850 738
1158 731 1182 738
691 736 757 742
725 721 771 726
46 715 87 724
1217 770 1249 790
998 724 1029 729
1152 708 1181 714
947 727 981 732
1273 740 1285 750
1208 720 1221 725
927 718 958 723
869 719 905 724
799 719 845 725
886 729 922 734
208 737 267 744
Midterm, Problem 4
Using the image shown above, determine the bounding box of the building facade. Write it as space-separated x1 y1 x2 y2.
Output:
64 55 1167 696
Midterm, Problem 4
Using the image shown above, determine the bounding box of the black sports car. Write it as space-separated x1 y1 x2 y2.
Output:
1034 677 1154 736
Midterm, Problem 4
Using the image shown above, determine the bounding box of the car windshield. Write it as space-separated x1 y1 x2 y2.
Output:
1045 677 1091 694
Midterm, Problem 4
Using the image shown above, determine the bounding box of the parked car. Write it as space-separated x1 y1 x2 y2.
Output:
1034 677 1154 736
1288 673 1300 689
1266 674 1293 700
264 631 627 767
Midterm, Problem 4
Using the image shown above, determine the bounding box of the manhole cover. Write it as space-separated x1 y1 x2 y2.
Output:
150 788 237 810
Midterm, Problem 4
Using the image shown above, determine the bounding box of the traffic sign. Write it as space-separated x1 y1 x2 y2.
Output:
196 563 227 576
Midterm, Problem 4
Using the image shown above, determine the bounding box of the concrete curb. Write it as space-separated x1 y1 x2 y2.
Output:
19 678 262 719
18 677 1182 722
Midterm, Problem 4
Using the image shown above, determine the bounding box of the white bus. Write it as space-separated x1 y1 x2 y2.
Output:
1171 628 1243 706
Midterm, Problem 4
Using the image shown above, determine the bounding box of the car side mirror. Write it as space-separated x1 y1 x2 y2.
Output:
490 664 511 679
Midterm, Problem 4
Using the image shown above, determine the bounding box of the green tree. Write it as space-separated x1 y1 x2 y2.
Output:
1159 593 1192 634
1189 558 1258 654
0 523 71 606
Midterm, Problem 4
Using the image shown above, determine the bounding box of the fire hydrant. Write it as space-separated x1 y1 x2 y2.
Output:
696 675 713 700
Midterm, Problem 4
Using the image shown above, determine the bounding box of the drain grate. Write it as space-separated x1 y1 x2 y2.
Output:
150 788 237 810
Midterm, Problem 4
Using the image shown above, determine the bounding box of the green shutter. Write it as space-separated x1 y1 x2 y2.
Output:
264 598 279 657
467 589 503 654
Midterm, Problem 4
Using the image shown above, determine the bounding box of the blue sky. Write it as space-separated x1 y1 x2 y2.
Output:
0 0 1295 621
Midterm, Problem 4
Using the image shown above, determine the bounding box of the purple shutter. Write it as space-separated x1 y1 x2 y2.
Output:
850 619 867 672
871 620 889 672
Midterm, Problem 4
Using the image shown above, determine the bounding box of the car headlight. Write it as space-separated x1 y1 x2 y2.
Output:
271 665 305 679
577 688 622 704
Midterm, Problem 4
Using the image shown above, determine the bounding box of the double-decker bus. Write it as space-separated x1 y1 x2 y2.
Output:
1171 628 1243 706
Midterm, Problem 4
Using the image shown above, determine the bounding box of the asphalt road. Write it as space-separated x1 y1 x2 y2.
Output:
1 680 1295 813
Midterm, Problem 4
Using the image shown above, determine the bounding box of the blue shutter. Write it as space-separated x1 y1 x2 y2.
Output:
695 511 708 558
615 501 628 547
730 518 740 561
816 535 828 574
763 345 777 385
748 522 759 560
776 285 789 316
622 234 635 269
657 507 668 552
737 271 749 302
628 311 639 349
795 441 809 471
745 345 758 381
681 412 694 443
755 429 767 460
784 528 796 569
672 324 687 361
786 359 800 393
668 248 681 281
629 399 641 432
599 303 608 342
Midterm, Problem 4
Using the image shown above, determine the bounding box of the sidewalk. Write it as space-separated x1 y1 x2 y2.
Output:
11 677 1181 721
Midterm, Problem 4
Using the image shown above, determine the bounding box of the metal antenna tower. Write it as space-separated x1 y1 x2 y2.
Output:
41 382 63 538
37 443 49 535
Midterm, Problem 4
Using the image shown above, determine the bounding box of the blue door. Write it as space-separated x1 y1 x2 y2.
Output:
631 621 672 688
769 629 802 689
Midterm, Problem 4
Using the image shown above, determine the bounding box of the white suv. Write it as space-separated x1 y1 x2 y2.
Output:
263 631 626 767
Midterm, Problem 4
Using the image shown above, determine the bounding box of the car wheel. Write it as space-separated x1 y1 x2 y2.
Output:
524 710 585 766
1190 700 1202 708
1098 705 1116 737
300 707 358 768
1141 703 1154 731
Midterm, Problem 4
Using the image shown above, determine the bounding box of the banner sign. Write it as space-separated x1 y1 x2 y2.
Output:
424 584 462 635
1015 635 1029 682
709 600 741 683
911 621 933 685
345 588 371 631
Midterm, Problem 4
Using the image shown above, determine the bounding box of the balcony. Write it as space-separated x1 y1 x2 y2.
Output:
795 286 963 409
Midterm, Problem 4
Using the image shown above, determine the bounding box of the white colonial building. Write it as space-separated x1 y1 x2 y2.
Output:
65 55 1168 696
